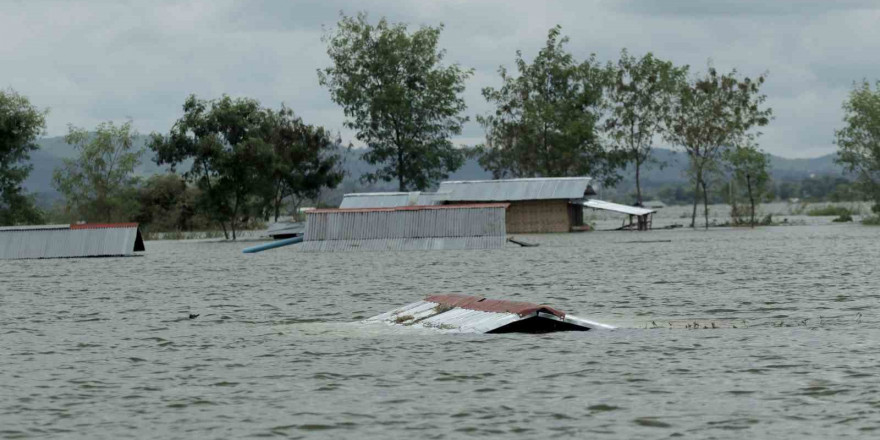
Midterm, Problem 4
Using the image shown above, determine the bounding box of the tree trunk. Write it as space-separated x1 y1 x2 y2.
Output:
746 174 755 228
231 194 239 241
274 185 282 222
220 221 229 240
397 148 405 192
690 171 700 228
701 179 710 230
635 160 642 206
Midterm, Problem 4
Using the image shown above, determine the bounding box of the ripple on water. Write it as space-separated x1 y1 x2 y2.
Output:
2 225 880 438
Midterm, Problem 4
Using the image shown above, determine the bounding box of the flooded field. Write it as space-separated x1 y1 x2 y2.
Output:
2 221 879 438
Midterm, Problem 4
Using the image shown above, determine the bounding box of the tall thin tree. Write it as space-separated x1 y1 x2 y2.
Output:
319 13 471 191
604 50 687 205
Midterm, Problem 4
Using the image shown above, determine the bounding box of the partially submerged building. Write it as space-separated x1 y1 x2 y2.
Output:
338 177 597 234
300 203 508 252
0 223 145 260
436 177 595 233
582 199 656 231
365 294 615 333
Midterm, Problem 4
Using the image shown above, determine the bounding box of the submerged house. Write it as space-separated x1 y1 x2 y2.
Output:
436 177 595 233
0 223 145 260
365 294 615 333
300 203 508 252
339 177 596 234
583 199 657 231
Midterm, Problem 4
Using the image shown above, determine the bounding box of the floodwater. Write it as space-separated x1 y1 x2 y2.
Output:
2 222 879 439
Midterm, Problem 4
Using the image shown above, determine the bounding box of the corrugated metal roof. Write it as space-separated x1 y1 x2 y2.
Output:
339 192 447 209
298 236 506 252
0 224 70 231
0 223 145 260
301 204 508 252
265 222 305 238
437 177 593 202
364 294 615 333
582 199 656 216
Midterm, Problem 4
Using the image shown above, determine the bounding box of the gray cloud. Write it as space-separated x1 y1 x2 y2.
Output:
614 0 879 16
2 0 879 158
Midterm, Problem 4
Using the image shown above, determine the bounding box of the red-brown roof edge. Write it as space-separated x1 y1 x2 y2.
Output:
309 203 510 214
70 223 140 230
424 294 565 318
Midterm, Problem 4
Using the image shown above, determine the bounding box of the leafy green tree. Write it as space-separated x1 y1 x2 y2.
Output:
52 121 143 222
665 66 771 228
263 107 344 221
149 95 274 240
724 144 771 227
135 173 202 232
605 50 688 204
0 89 47 225
835 80 880 210
477 26 620 183
319 13 471 191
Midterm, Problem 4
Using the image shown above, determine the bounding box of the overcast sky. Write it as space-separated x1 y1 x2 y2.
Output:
3 0 880 158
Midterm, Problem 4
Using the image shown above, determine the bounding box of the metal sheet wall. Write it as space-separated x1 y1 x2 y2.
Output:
305 206 506 241
301 205 507 252
0 227 140 260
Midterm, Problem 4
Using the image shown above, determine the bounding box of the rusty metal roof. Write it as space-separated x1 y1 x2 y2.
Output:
364 294 615 333
437 177 594 202
0 223 145 260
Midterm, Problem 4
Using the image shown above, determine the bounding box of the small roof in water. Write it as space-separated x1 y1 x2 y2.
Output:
0 223 145 259
364 294 614 334
582 199 656 216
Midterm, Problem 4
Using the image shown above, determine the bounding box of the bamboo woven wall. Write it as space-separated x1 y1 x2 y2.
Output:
506 200 573 233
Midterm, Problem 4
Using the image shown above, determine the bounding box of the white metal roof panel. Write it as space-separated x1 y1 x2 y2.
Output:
582 199 656 216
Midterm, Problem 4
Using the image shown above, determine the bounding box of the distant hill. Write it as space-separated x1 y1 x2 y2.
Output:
23 135 844 205
622 148 842 187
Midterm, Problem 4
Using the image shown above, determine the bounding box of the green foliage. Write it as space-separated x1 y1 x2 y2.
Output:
149 95 274 240
605 50 688 203
263 106 344 221
134 173 206 233
835 80 880 206
150 96 342 239
806 205 854 216
319 13 470 191
665 66 772 228
832 213 853 222
0 88 47 225
724 144 771 226
52 121 143 222
862 215 880 225
477 26 620 184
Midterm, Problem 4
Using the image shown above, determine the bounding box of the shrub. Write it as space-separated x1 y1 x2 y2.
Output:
806 206 854 217
832 213 853 222
863 216 880 226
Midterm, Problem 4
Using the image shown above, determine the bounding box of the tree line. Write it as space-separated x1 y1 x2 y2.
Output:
3 13 880 232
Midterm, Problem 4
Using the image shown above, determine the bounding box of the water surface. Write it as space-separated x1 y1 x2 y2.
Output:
2 223 879 438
